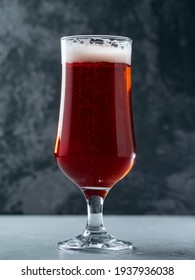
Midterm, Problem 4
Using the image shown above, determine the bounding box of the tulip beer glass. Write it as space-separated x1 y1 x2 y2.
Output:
54 35 136 251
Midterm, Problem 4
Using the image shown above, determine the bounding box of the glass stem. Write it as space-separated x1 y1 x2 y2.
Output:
85 195 107 234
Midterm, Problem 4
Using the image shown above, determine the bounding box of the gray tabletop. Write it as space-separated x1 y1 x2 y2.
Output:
0 215 194 260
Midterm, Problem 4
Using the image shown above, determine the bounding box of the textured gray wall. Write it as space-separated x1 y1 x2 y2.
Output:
0 0 194 214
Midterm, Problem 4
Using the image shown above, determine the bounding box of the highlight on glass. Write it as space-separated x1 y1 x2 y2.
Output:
54 35 136 251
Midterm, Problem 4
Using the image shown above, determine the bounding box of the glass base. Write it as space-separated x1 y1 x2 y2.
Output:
58 229 132 251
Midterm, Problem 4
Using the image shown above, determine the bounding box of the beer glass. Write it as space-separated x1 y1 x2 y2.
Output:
54 35 136 251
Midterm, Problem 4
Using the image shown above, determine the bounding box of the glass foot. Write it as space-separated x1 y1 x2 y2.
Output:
58 230 132 251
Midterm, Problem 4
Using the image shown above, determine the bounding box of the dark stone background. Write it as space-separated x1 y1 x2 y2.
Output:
0 0 194 215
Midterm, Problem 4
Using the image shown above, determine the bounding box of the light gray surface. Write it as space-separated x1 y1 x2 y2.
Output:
0 216 194 260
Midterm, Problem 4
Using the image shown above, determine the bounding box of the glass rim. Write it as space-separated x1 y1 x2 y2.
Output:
61 34 133 44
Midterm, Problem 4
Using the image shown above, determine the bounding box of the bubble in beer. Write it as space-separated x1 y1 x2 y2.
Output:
61 37 132 65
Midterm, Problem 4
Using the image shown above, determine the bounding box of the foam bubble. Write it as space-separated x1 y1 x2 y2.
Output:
61 37 132 65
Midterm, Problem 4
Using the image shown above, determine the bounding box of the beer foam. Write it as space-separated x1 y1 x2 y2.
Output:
61 37 132 65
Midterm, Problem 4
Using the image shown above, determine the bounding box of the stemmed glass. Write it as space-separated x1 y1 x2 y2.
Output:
54 35 136 251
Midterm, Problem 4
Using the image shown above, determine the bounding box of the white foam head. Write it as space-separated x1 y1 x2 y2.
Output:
61 36 132 65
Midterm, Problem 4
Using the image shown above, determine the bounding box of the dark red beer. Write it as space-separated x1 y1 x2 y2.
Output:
55 61 136 196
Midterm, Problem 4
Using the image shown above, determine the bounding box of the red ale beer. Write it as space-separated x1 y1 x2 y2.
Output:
55 39 136 197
